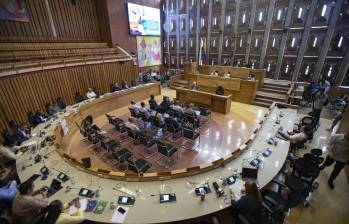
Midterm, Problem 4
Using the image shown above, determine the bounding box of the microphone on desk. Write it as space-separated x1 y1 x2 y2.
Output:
212 182 224 197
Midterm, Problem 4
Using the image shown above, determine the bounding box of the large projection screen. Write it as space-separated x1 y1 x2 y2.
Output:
136 36 161 67
127 2 161 36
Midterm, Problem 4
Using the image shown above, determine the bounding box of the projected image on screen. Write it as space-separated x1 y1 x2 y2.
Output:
127 3 160 36
136 36 161 67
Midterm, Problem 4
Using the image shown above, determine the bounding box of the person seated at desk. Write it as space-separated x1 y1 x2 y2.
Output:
229 180 263 224
280 125 310 147
191 81 199 90
56 97 66 110
164 115 182 130
131 80 139 87
139 102 152 119
12 179 49 224
154 111 165 126
81 115 100 133
41 199 85 224
160 96 172 112
86 88 97 99
33 110 47 125
216 86 225 95
74 91 85 103
125 118 141 134
129 100 140 115
122 81 130 89
0 144 18 168
45 102 55 116
170 100 184 114
223 71 231 78
248 74 256 81
10 121 29 145
51 100 61 114
92 87 100 98
210 70 219 76
110 82 122 93
148 94 159 111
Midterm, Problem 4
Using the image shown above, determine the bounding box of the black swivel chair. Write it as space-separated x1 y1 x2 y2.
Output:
106 114 123 126
292 157 320 196
129 108 140 118
156 141 178 168
138 132 157 158
152 116 164 128
112 148 133 171
182 127 200 150
125 127 140 145
127 156 152 174
184 113 200 129
101 139 120 152
165 118 182 142
262 174 310 211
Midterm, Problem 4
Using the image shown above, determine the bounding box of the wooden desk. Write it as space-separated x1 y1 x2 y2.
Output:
176 88 231 114
192 74 258 104
198 65 265 89
16 103 297 223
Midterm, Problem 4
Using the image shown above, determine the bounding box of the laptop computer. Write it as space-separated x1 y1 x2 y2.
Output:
195 110 201 116
47 178 63 197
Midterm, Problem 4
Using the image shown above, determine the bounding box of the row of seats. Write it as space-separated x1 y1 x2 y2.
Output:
0 47 119 63
0 42 109 51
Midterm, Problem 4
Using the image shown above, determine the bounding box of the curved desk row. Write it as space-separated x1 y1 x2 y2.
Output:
16 92 297 223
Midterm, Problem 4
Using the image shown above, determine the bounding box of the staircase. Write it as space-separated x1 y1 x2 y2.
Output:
170 80 188 89
253 79 290 108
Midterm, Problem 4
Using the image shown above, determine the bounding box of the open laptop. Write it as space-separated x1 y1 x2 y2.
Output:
47 178 63 197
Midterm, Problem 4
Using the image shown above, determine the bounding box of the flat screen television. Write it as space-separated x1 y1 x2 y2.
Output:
127 2 161 36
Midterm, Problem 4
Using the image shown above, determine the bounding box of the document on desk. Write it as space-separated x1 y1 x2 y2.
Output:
111 206 129 223
229 179 245 200
69 199 88 215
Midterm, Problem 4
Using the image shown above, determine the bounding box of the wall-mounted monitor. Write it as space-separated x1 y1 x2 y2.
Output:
127 2 161 36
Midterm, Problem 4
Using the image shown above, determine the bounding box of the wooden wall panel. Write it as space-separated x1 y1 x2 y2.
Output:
0 61 137 142
0 0 101 42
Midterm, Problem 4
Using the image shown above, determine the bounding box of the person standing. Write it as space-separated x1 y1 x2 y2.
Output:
312 88 328 123
320 131 349 189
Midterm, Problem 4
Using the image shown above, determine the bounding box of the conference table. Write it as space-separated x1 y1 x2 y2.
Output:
16 82 297 223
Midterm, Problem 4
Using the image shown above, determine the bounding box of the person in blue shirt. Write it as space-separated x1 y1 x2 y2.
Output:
33 110 46 125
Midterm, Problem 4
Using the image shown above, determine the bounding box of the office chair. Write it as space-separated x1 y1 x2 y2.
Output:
125 127 140 146
292 157 320 195
140 111 152 127
182 127 200 150
184 113 200 129
106 114 123 126
127 156 152 174
262 174 309 210
137 132 157 158
152 116 164 128
101 139 119 152
112 148 133 171
165 118 182 142
129 108 140 118
156 141 178 168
